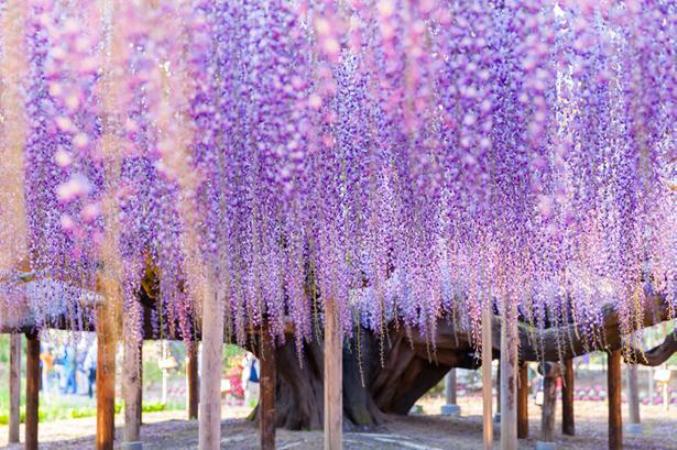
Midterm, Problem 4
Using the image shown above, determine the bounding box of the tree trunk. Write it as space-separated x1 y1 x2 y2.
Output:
246 309 675 433
248 323 481 431
249 329 456 430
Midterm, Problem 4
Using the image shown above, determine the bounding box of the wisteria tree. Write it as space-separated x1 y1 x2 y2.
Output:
0 0 674 439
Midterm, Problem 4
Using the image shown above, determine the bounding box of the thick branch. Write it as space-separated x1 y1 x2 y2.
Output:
624 330 677 366
517 293 672 363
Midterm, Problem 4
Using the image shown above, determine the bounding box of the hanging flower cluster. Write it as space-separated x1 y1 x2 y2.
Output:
0 0 674 355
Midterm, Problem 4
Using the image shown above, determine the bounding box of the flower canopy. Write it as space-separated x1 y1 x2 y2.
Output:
0 0 674 353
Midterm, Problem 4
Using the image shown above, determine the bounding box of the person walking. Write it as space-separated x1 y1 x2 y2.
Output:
241 353 261 407
40 345 55 393
84 341 97 398
64 346 78 394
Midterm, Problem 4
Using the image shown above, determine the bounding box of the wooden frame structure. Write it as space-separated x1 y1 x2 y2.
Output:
2 294 675 450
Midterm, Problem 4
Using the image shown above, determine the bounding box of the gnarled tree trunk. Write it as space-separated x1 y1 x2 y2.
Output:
246 293 675 431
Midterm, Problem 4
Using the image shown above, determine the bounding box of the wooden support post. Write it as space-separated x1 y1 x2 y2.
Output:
198 286 224 450
324 298 342 450
496 364 501 417
539 362 560 446
97 306 116 450
186 342 199 420
481 304 493 450
1 0 29 441
608 350 622 450
626 364 641 435
138 345 143 427
562 358 575 436
446 369 457 404
517 362 528 439
25 332 40 450
441 369 461 416
9 333 21 444
500 309 518 450
123 330 142 449
161 341 168 405
260 325 276 450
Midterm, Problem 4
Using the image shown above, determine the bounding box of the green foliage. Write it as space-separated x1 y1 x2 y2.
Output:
143 357 164 384
0 335 9 364
141 402 167 413
69 407 97 419
0 398 181 425
0 408 48 424
223 344 245 369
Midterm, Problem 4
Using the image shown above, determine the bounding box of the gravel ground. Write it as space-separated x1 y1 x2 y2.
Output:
2 397 676 449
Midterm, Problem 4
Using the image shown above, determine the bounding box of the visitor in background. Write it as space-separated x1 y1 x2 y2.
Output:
54 345 66 392
40 345 55 393
84 341 97 398
242 353 260 407
224 362 244 406
64 346 77 394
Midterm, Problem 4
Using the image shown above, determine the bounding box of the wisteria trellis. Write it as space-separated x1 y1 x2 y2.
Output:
0 0 674 356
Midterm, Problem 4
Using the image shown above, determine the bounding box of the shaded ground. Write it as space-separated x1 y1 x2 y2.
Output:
1 397 676 449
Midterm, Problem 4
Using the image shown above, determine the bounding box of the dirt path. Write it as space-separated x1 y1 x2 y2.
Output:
1 397 676 449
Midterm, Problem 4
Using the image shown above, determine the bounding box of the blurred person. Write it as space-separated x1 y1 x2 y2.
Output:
242 353 260 407
84 341 97 398
54 345 67 392
64 346 77 394
40 345 56 393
